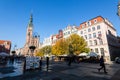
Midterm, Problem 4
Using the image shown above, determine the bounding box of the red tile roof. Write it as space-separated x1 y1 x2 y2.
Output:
78 16 104 30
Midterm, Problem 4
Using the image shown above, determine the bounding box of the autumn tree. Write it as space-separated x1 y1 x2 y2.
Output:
66 34 90 55
52 38 69 56
35 45 52 57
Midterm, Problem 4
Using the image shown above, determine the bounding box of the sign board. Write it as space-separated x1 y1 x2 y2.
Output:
25 56 40 70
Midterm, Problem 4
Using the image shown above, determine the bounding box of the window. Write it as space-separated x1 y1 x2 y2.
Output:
98 31 102 38
68 31 70 34
82 24 85 28
100 48 104 56
94 19 97 23
89 40 92 46
94 40 97 45
89 34 92 39
88 28 91 32
95 48 99 53
28 32 30 36
93 33 96 38
87 21 91 26
98 31 101 35
99 39 103 45
66 32 67 35
84 30 86 33
81 31 83 34
91 49 94 52
92 27 95 31
97 25 100 30
84 35 87 39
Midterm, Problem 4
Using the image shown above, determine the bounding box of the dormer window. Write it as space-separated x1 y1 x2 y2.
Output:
82 24 85 28
87 21 91 26
94 19 97 23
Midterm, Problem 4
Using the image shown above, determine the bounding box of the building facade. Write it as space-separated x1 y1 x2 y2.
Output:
42 29 63 47
42 16 120 61
0 40 11 54
63 25 78 38
77 16 118 61
21 14 40 56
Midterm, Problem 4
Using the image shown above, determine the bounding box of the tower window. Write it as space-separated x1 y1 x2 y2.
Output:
28 32 30 36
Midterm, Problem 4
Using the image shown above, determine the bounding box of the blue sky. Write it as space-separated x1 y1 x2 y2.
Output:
0 0 120 50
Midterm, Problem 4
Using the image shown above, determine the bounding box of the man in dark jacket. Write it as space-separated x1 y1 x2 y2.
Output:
98 56 107 74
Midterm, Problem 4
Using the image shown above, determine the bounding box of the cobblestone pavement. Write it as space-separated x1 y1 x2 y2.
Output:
0 60 120 80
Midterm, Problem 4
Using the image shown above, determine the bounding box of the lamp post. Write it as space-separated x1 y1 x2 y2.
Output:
11 45 17 56
117 1 120 17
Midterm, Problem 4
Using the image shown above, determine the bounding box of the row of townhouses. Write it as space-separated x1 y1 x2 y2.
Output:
42 16 120 61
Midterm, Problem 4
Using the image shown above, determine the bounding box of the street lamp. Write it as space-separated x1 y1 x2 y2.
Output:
11 44 17 56
117 1 120 17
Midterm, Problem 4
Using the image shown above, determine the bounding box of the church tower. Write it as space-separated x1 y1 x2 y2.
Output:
22 14 40 56
26 14 33 45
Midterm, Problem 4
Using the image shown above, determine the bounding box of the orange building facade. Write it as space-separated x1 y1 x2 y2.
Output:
0 40 11 54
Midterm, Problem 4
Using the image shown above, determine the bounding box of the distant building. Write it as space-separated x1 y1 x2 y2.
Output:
42 29 63 47
0 40 11 54
63 25 78 38
21 14 40 56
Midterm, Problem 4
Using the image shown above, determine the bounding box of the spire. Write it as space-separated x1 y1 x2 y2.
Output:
28 13 33 27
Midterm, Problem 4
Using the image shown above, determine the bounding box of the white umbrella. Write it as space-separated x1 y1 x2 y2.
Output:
0 52 9 56
78 53 88 56
88 52 98 57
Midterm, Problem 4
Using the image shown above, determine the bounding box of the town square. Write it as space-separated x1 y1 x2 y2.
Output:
0 0 120 80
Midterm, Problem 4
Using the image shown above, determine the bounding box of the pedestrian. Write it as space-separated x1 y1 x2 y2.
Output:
39 57 42 69
98 56 107 74
46 57 49 69
68 56 72 66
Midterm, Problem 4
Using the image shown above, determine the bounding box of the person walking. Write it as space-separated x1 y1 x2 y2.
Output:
46 57 49 69
39 57 42 69
68 56 72 66
98 56 107 74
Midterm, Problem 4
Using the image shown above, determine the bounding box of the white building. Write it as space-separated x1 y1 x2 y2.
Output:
42 36 52 47
77 16 120 61
63 25 78 38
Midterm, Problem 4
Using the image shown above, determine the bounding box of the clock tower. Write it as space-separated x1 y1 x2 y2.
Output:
26 14 33 45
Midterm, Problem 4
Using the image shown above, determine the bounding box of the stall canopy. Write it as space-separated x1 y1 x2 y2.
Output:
0 52 9 57
88 52 99 57
78 52 88 56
